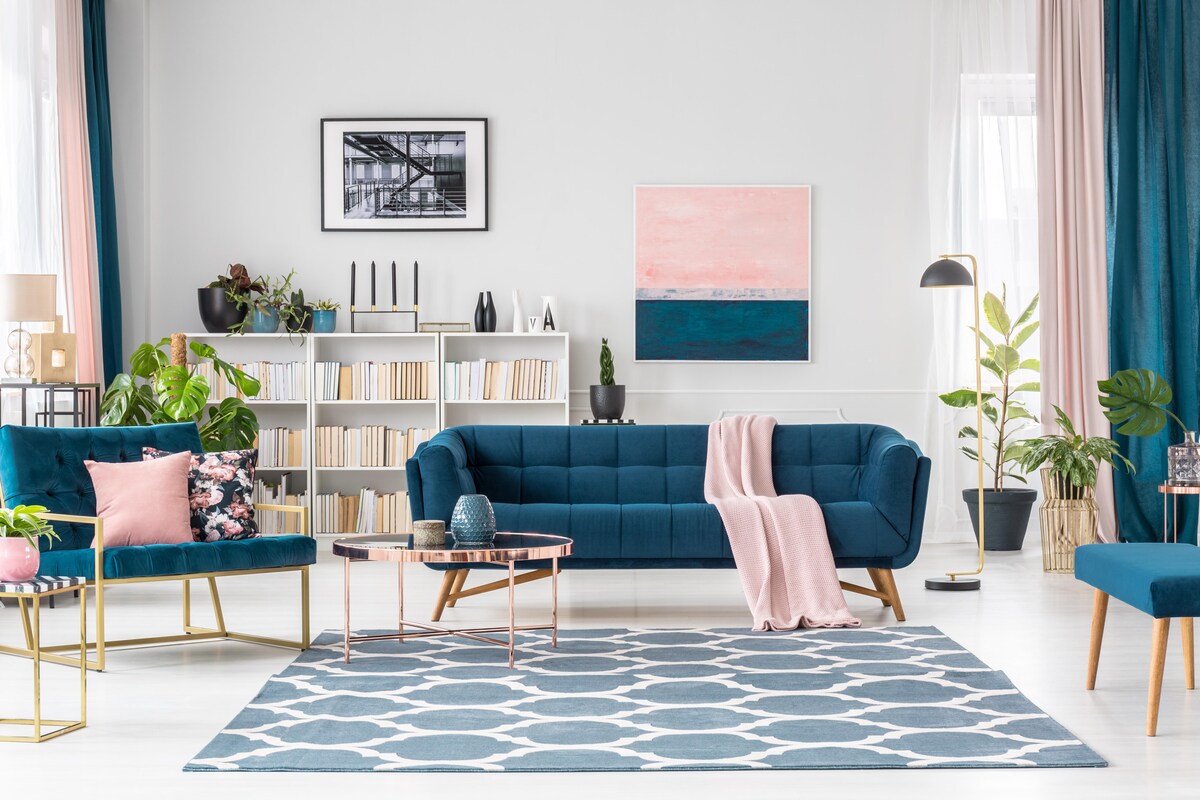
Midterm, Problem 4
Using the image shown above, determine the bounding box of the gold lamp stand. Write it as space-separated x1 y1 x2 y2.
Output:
920 253 984 591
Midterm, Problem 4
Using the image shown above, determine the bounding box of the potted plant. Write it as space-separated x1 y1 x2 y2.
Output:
589 337 625 420
0 504 59 582
1015 405 1135 570
232 271 303 335
198 264 262 333
284 287 314 333
311 299 340 333
101 335 261 451
939 287 1039 550
1097 368 1199 485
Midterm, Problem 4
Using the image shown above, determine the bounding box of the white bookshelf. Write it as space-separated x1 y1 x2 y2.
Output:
181 330 571 534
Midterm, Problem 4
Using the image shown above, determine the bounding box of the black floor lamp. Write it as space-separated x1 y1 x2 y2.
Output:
920 255 984 591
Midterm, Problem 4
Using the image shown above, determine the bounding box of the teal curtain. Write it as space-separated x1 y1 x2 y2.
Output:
82 0 123 382
1105 0 1200 543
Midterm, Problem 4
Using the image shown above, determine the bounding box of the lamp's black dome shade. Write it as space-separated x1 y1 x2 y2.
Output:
919 258 973 288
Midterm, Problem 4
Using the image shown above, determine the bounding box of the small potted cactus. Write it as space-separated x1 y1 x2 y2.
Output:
589 338 625 420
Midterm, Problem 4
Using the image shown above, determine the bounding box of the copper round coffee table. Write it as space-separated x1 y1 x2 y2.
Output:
332 533 573 668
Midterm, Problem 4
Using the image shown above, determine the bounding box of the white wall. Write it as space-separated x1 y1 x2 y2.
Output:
106 0 947 529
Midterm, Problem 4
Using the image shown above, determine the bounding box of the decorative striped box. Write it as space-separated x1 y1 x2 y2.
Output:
0 575 86 595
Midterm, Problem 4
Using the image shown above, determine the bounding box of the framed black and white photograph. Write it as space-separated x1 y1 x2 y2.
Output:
321 118 488 231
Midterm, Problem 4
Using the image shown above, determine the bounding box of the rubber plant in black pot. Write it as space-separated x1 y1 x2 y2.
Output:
589 338 625 420
198 264 261 333
939 287 1039 551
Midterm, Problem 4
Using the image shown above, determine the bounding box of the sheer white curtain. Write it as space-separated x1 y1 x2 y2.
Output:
925 0 1041 541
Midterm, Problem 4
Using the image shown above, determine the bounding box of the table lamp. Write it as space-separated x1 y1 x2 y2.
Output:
0 274 58 380
920 254 984 591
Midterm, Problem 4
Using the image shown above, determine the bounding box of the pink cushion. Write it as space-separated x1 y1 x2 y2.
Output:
84 450 194 547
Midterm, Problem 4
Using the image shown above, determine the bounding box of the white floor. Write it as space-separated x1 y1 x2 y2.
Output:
1 542 1196 799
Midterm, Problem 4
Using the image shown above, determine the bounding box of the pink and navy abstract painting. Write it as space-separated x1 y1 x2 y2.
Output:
635 185 810 361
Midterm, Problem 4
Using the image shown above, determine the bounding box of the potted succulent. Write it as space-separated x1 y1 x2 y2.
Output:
939 287 1040 550
589 338 625 420
311 299 340 333
198 264 262 333
1015 405 1134 571
284 288 314 334
0 504 59 582
232 271 304 335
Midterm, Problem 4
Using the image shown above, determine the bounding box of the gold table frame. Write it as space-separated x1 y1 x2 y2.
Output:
332 533 573 668
1158 483 1200 543
0 580 87 742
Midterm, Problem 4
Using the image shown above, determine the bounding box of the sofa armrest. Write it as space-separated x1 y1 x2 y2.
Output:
408 430 477 524
254 503 311 537
38 511 104 582
858 435 922 537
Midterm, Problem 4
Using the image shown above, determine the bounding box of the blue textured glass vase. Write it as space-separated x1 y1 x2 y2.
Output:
450 494 497 545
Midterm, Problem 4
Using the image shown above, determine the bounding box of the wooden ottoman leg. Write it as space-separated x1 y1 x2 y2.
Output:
1087 590 1109 690
1148 617 1171 736
1183 617 1195 690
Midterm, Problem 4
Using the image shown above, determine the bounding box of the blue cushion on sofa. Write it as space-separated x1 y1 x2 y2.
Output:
1075 543 1200 618
38 535 317 581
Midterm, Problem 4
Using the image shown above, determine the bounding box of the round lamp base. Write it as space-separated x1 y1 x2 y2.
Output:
925 576 981 591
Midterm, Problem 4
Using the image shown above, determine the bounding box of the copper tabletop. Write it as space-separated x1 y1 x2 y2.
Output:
332 533 573 563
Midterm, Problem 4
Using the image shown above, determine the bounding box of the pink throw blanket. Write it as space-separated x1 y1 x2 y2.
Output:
705 415 860 630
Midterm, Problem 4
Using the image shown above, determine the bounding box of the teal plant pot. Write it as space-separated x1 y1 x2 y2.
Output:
252 307 280 333
450 494 496 545
312 310 337 333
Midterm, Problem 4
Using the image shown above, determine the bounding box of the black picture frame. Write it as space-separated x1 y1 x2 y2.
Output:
321 117 489 232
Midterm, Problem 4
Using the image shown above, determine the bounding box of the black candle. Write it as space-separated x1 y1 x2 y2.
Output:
350 261 356 309
391 261 397 309
370 261 377 309
413 261 419 310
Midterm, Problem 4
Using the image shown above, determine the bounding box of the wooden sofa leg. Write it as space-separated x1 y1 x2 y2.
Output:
431 570 458 622
446 569 470 608
1183 617 1195 691
1148 617 1171 736
866 569 891 607
1087 590 1108 690
875 569 905 622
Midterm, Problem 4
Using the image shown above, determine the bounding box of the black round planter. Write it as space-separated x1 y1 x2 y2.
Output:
589 384 626 420
285 305 314 333
197 287 246 333
961 488 1037 551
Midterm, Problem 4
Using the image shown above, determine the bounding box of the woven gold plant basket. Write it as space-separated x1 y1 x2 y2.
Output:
1039 468 1098 573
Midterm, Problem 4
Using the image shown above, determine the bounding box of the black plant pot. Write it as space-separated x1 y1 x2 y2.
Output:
589 385 626 420
285 305 314 333
197 287 246 333
962 488 1037 551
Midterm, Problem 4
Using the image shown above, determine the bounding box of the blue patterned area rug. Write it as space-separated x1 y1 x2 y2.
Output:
185 626 1105 772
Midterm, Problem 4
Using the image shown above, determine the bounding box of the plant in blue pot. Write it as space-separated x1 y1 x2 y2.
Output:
311 299 340 333
450 494 497 545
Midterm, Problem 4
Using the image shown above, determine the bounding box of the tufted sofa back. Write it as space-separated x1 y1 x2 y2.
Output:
0 423 203 550
435 424 907 506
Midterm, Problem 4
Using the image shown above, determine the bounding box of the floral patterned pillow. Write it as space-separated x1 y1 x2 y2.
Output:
143 448 260 541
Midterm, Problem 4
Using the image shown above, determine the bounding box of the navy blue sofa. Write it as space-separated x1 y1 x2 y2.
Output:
0 423 315 669
407 424 931 620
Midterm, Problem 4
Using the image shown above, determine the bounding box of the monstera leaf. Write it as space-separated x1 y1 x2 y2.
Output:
154 365 211 422
1098 368 1186 436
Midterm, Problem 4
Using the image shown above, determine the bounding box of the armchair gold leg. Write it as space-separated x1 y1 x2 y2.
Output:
207 577 227 634
300 567 310 649
183 579 192 630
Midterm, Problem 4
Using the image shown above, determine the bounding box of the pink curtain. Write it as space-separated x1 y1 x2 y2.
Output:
54 0 101 384
1036 0 1113 539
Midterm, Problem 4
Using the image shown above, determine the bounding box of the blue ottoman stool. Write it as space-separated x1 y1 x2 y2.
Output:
1075 543 1200 736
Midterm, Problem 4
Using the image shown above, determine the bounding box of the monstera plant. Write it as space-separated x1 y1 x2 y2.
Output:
101 337 261 451
1098 368 1200 487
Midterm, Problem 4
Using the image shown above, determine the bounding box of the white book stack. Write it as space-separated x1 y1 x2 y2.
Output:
255 427 306 468
195 361 307 402
251 476 308 534
315 361 438 401
314 426 434 468
312 490 410 534
443 358 568 401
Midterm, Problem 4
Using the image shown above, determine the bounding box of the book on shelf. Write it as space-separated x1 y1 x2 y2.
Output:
195 360 307 402
251 475 308 534
311 489 412 534
254 427 306 468
443 358 567 401
313 426 435 467
315 360 437 401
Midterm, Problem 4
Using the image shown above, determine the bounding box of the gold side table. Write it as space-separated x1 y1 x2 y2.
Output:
0 576 87 742
1158 483 1200 543
332 533 573 668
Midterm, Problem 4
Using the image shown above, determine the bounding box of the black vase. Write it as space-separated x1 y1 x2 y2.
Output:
589 385 626 420
285 305 314 333
197 287 246 333
475 291 497 332
962 488 1038 551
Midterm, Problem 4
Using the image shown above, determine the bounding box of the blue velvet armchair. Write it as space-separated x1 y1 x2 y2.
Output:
0 422 315 669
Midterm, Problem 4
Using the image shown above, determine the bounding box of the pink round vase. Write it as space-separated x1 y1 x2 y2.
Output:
0 538 40 582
